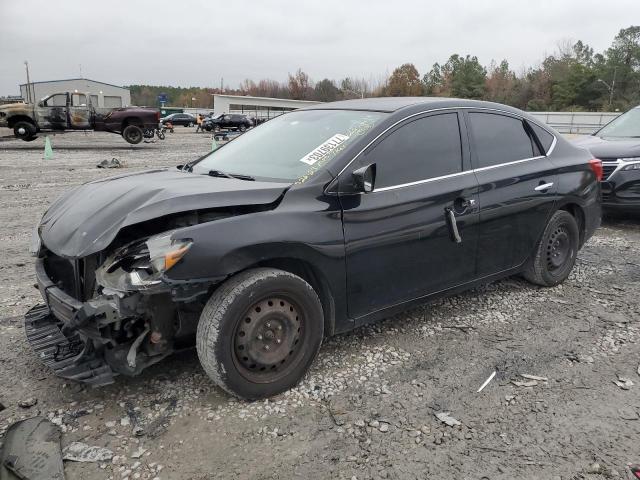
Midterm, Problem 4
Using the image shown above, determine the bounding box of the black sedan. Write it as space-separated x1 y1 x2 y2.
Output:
25 97 601 399
160 113 196 127
573 106 640 213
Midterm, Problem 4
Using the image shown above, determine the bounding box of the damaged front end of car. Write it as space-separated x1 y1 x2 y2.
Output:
27 229 215 387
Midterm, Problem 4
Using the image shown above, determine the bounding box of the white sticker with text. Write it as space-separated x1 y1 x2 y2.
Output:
299 133 350 165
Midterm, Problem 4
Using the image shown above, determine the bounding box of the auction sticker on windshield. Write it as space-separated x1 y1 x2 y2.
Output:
299 134 350 165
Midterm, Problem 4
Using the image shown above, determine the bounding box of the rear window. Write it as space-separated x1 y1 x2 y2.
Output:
469 112 535 168
529 122 555 153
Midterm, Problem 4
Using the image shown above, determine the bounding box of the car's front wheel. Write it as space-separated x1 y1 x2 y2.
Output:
196 268 324 400
523 210 579 287
239 124 247 132
13 121 37 141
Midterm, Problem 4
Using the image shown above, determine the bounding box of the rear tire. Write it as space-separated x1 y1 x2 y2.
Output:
122 125 143 144
239 125 247 132
13 121 37 141
523 210 579 287
196 268 324 400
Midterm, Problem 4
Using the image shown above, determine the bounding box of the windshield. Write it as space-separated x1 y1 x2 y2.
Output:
191 109 386 181
596 108 640 138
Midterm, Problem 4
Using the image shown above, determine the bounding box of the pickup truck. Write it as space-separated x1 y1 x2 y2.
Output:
0 92 160 144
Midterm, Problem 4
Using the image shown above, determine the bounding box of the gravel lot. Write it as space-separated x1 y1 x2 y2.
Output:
0 127 639 480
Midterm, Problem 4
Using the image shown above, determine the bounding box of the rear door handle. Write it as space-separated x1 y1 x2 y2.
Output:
534 182 554 192
445 207 462 244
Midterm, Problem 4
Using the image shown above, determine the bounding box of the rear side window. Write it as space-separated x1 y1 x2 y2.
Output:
469 112 535 168
365 113 463 189
528 122 555 154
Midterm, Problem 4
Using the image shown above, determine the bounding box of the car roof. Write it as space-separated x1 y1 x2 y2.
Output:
299 96 525 115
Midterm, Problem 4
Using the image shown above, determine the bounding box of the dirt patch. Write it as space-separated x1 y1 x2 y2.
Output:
1 130 639 479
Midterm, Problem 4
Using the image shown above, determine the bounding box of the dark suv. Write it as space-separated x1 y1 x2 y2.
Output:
203 113 252 132
572 105 640 213
25 98 601 399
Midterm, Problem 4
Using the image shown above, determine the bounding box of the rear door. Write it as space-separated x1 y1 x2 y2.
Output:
466 110 558 276
68 93 92 129
340 111 480 320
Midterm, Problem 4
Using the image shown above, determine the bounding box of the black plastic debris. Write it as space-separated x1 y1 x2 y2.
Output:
0 417 64 480
96 158 123 169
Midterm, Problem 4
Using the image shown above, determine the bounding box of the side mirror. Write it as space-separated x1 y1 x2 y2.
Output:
352 164 376 193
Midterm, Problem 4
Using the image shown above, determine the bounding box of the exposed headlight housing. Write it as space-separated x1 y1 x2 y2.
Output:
96 232 192 292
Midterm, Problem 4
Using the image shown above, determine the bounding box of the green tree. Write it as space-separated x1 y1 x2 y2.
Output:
314 78 339 102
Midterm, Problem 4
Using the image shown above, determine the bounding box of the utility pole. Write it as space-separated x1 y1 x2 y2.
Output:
609 67 617 108
220 77 224 94
24 61 32 103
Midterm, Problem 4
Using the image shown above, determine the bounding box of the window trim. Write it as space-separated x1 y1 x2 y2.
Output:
328 106 557 195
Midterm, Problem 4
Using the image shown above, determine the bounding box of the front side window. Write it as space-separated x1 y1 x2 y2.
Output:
596 107 640 138
469 112 535 168
191 109 386 181
71 93 87 106
43 94 67 107
362 113 463 189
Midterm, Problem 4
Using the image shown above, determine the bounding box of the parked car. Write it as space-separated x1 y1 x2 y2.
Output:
161 113 196 127
572 105 640 213
0 92 159 144
25 98 601 399
203 113 252 132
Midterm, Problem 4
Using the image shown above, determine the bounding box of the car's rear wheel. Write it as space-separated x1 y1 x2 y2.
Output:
187 122 193 127
239 124 247 132
122 125 143 144
13 121 37 141
214 125 221 132
196 268 324 400
523 210 579 287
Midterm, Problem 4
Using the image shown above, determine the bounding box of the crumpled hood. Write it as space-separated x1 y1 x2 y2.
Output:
571 135 640 159
40 169 290 258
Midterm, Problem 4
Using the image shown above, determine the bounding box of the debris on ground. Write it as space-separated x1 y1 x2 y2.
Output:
435 412 461 427
520 374 548 382
96 157 123 169
0 417 64 480
477 371 496 393
17 397 37 408
512 380 539 387
62 442 114 463
614 375 634 390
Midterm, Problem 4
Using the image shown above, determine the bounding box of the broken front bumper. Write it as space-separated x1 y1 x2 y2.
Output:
24 304 114 386
24 257 117 386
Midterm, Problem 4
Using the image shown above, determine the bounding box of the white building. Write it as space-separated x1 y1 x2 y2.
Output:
20 78 131 108
212 94 320 119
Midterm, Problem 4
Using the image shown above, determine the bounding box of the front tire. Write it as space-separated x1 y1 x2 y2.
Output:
523 210 579 287
196 268 324 400
13 121 37 141
122 125 143 144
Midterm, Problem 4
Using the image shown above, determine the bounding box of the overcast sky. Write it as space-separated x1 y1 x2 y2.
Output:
0 0 638 95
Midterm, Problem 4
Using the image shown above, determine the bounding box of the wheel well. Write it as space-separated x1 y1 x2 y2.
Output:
7 116 35 129
251 258 336 337
122 117 143 128
560 203 586 246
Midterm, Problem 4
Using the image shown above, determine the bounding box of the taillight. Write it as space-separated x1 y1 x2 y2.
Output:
589 158 603 181
156 111 160 121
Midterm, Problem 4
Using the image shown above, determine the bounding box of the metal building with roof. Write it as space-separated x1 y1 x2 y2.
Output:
20 78 131 108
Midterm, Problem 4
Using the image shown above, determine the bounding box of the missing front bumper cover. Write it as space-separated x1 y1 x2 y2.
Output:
24 304 115 387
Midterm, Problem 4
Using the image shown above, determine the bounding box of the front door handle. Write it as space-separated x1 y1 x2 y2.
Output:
534 182 554 192
445 207 462 244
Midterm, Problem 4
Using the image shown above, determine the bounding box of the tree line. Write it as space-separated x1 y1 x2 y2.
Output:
129 26 639 112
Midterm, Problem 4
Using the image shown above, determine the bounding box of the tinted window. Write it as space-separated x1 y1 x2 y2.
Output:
529 122 554 153
364 113 462 189
469 113 534 168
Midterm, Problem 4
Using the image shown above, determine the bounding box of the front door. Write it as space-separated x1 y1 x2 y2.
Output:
340 111 480 321
35 93 69 130
68 93 92 129
465 111 558 276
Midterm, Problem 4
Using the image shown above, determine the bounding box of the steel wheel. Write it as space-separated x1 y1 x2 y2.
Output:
546 225 572 271
233 296 304 383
